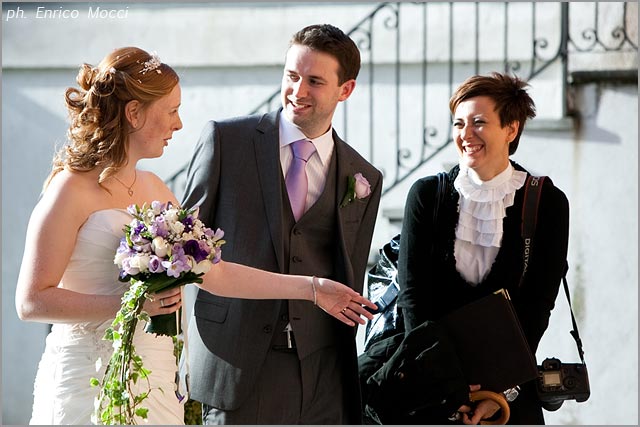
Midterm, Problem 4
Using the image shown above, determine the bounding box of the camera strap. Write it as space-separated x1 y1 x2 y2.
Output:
520 175 586 365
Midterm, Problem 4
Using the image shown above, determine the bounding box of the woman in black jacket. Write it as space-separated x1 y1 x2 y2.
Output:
397 72 569 424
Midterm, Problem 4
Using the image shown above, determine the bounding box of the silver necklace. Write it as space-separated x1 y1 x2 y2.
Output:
113 170 137 197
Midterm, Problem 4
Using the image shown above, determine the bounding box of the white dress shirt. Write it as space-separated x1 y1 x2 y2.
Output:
279 114 334 213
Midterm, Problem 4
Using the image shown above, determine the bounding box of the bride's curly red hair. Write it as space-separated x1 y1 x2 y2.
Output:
45 46 179 189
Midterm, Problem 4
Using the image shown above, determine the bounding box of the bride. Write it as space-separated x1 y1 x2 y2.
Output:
15 46 375 425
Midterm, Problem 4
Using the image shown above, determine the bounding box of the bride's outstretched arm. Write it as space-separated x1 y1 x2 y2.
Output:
198 260 376 326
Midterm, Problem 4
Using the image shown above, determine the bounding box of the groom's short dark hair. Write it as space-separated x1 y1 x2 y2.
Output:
289 24 360 85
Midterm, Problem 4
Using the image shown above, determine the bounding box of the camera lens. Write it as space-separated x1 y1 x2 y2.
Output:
542 400 564 412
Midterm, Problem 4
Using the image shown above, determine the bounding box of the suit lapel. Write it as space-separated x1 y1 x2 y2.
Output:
254 111 286 273
333 134 357 286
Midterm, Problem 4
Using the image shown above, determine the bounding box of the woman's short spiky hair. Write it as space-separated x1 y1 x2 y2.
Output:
449 72 536 154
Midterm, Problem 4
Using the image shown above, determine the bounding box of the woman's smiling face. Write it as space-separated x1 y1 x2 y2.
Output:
452 95 518 180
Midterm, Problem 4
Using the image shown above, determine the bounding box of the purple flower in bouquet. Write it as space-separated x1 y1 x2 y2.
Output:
149 215 169 238
183 239 210 263
148 255 165 273
182 215 194 232
162 244 191 278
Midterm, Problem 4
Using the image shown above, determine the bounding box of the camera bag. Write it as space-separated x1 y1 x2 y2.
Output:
362 172 449 351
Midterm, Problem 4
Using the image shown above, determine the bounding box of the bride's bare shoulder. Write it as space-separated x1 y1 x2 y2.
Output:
37 169 105 221
47 168 103 195
137 170 178 205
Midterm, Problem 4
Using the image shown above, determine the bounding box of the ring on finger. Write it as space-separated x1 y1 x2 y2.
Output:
341 307 347 313
160 298 165 307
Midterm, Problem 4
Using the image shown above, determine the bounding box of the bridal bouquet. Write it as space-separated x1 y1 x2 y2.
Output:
92 201 225 425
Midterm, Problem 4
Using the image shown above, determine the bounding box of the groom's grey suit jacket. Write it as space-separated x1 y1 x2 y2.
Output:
181 109 382 419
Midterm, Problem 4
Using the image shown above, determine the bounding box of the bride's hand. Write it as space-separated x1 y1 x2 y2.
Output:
143 287 182 316
314 277 377 326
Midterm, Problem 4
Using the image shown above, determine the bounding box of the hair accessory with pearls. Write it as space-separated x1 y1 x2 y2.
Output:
139 52 162 75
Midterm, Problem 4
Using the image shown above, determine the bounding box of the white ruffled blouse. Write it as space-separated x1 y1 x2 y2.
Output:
453 163 527 285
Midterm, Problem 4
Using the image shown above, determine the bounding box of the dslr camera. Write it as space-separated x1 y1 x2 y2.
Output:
536 357 590 411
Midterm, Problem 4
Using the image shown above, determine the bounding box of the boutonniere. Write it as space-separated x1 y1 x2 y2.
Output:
340 173 372 208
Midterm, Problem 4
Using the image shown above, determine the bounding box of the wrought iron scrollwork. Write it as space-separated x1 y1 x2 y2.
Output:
569 3 637 53
166 2 636 197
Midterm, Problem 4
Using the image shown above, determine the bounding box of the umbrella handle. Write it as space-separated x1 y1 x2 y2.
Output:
469 390 510 425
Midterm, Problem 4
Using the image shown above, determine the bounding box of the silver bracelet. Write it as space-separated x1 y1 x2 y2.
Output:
311 276 318 306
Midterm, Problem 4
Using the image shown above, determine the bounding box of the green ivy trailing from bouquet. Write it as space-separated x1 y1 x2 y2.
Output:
91 279 152 424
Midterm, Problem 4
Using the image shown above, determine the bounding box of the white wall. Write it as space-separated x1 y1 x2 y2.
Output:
2 2 637 425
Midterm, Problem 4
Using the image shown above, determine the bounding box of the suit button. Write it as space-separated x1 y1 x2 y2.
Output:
292 256 302 263
293 229 302 236
263 325 273 333
281 314 288 321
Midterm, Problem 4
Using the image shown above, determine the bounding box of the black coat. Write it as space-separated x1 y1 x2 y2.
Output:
360 320 470 424
397 162 570 424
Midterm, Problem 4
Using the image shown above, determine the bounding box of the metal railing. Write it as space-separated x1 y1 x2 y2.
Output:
167 2 636 196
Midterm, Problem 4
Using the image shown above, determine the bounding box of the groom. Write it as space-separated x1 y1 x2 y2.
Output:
181 24 382 424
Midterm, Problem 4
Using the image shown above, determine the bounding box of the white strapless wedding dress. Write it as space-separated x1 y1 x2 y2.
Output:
29 209 184 425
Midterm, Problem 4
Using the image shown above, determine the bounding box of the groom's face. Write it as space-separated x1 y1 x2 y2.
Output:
281 44 355 139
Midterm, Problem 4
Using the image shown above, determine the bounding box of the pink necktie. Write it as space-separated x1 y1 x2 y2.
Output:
285 139 316 221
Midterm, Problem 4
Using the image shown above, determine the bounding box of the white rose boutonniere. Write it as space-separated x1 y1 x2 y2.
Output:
340 172 372 208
